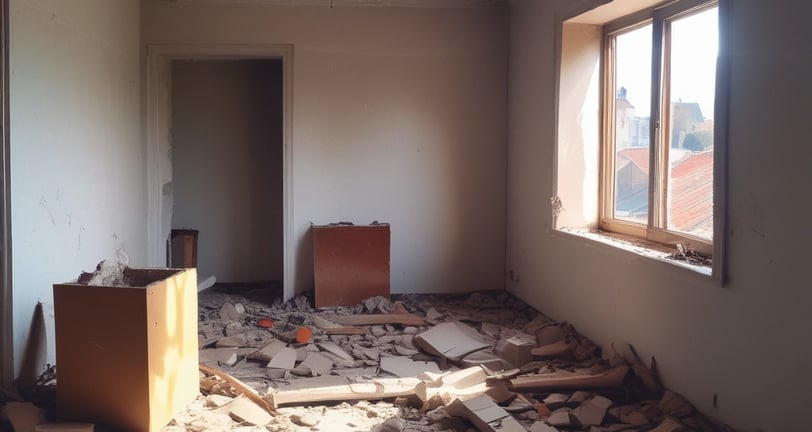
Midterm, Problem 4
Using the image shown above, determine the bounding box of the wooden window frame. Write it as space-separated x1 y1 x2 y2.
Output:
599 0 719 258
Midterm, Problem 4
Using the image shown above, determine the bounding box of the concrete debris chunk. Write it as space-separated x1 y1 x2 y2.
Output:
215 335 248 348
425 307 445 320
299 351 334 376
546 408 574 428
414 322 491 363
266 347 297 369
460 349 506 370
446 395 525 432
249 340 287 362
199 348 239 367
219 302 241 321
290 413 321 427
480 322 502 338
542 393 569 410
495 336 534 367
572 395 612 426
216 394 272 426
318 341 355 363
380 356 441 378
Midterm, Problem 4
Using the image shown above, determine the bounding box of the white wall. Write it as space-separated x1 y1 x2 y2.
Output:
142 1 509 295
508 1 812 430
9 0 145 375
172 60 284 283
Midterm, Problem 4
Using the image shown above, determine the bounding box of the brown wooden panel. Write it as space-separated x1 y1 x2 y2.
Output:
313 224 390 308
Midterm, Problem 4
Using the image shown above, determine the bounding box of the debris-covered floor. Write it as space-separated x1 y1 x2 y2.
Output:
163 286 738 432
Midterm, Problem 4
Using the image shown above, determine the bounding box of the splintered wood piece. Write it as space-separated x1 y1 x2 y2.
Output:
322 326 368 335
267 376 422 408
320 313 425 327
530 339 577 358
199 364 276 416
508 366 630 392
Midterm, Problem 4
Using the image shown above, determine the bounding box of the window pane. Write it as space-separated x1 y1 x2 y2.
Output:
666 7 717 240
613 24 652 224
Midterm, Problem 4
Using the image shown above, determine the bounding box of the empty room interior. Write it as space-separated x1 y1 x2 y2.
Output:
0 0 810 431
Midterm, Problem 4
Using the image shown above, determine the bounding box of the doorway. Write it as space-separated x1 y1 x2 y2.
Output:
170 60 283 287
146 44 294 300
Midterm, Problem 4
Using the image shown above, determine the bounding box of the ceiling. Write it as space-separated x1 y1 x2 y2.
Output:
174 0 508 8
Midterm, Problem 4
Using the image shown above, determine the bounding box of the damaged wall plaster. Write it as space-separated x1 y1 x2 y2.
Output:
506 0 812 430
142 1 509 296
9 0 145 375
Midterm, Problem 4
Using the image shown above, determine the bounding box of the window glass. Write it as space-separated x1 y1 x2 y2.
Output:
665 7 717 239
613 24 652 224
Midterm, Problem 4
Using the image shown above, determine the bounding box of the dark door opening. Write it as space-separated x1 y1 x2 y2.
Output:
170 59 284 294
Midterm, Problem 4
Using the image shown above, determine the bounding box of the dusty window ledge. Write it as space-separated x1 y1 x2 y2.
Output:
555 227 713 277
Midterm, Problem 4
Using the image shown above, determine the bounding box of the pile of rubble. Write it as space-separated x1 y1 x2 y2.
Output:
172 289 738 432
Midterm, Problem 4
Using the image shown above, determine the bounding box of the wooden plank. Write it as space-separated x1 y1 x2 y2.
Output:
320 313 425 327
530 339 577 358
199 364 276 416
267 376 421 408
508 366 630 392
322 326 368 335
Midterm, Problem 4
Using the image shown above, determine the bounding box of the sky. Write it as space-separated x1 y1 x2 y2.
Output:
615 6 718 120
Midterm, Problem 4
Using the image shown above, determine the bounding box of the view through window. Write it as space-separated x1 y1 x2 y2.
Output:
607 2 718 246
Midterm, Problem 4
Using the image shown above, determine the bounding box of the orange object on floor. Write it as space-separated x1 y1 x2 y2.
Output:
257 318 274 328
295 327 313 343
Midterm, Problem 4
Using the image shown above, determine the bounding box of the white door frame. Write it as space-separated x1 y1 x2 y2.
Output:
146 44 294 299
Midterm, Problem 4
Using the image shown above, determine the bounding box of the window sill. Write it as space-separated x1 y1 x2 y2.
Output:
555 226 713 277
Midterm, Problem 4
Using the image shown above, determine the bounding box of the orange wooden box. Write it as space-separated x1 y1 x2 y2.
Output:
53 268 199 432
313 224 390 308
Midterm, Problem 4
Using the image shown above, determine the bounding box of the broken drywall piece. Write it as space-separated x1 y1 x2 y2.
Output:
216 394 272 426
4 402 46 432
460 349 506 371
572 395 612 426
414 322 491 362
215 335 248 348
219 302 241 321
380 356 441 378
197 275 217 292
299 351 334 376
546 408 574 428
199 348 239 367
495 336 534 368
446 395 526 432
318 342 354 363
266 347 297 370
249 340 287 362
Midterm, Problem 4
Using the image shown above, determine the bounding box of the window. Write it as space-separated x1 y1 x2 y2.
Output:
601 0 718 257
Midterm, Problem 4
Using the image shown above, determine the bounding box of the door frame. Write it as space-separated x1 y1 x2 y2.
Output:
0 0 12 390
146 44 294 299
